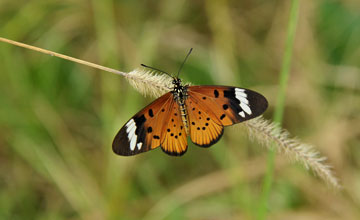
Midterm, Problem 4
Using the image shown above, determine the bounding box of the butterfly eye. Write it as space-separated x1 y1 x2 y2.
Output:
173 78 181 85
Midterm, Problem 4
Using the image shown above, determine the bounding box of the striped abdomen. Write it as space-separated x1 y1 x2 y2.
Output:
178 101 189 135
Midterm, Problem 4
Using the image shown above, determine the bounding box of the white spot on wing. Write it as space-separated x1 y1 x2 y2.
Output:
235 88 252 115
137 142 143 150
235 88 247 97
128 125 136 139
240 102 252 115
237 95 249 104
125 119 138 151
235 88 245 92
126 120 135 133
130 137 137 151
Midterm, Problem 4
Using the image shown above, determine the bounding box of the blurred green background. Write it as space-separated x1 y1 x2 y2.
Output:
1 0 360 219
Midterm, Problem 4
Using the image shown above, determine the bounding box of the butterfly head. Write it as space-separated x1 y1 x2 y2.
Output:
172 77 186 95
172 77 182 87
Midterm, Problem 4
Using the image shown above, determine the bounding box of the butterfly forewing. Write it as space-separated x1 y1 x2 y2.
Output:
113 92 174 156
187 86 268 125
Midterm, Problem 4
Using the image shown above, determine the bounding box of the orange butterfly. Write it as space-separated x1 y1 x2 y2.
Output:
113 49 268 156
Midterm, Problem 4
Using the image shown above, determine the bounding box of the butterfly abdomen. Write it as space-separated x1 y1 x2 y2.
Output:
173 85 190 135
178 102 189 135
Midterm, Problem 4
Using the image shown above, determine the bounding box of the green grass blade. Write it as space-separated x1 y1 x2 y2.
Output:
257 0 300 219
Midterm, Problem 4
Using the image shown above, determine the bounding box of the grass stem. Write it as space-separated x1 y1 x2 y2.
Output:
0 37 127 76
257 0 300 219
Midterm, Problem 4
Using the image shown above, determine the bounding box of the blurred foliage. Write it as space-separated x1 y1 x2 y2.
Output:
0 0 360 219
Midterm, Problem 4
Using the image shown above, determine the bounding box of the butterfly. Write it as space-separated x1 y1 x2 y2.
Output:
112 49 268 156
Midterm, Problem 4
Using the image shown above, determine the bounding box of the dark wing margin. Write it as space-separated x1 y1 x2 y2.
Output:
112 114 148 156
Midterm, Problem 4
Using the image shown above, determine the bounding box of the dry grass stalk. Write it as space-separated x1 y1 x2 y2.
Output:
244 116 341 189
126 68 172 97
0 37 172 98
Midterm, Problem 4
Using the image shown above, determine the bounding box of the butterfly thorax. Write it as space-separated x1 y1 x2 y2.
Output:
171 78 190 135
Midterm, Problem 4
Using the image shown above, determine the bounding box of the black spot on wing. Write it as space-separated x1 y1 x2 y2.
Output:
228 101 242 115
134 114 146 142
134 114 146 129
220 114 226 120
193 126 224 148
214 89 219 98
148 109 154 117
223 89 239 104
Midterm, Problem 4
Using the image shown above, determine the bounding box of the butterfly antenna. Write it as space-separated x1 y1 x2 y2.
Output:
177 48 193 78
141 64 173 77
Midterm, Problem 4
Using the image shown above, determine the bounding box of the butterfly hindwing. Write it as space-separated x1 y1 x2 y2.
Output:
185 96 224 147
113 92 174 156
159 99 188 156
187 86 268 126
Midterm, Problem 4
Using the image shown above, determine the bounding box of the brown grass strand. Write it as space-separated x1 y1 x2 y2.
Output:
0 37 171 97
